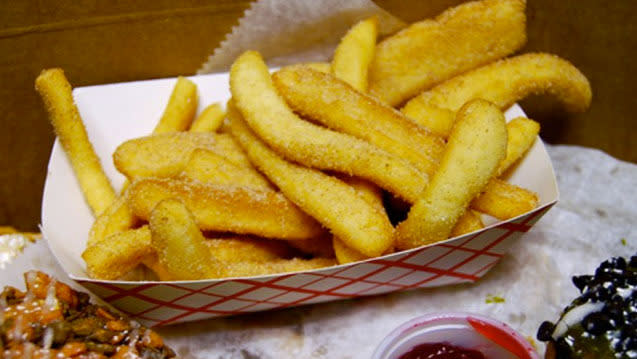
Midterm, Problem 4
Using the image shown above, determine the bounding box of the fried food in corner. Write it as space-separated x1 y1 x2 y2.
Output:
402 53 592 137
35 68 116 215
153 76 198 133
369 0 527 106
190 103 225 132
228 108 394 258
230 51 428 203
128 177 324 240
396 100 507 249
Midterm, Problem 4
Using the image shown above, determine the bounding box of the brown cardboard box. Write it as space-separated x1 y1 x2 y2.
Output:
0 0 635 231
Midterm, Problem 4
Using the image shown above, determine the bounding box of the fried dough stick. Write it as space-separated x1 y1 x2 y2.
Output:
369 0 527 106
402 53 592 138
35 69 116 215
396 100 508 249
113 132 251 180
331 16 378 92
128 177 324 240
230 51 428 203
190 103 225 132
273 67 443 176
229 108 394 258
153 77 198 133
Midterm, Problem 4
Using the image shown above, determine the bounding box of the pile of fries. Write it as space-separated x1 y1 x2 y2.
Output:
36 0 591 281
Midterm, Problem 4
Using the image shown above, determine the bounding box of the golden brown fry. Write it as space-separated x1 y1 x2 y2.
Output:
333 238 368 264
471 178 539 220
87 193 138 248
204 237 294 263
331 16 378 92
298 62 331 73
369 0 527 106
497 117 540 176
287 237 335 258
401 103 456 138
224 258 336 278
405 53 592 125
231 51 428 203
35 68 116 215
149 199 223 280
113 132 250 180
229 109 395 257
190 103 225 132
128 177 324 240
180 148 273 190
273 67 443 176
396 100 507 249
82 226 153 280
153 76 198 134
449 210 484 238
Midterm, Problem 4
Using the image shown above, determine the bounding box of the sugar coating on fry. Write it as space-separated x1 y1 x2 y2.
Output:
396 100 507 249
333 238 368 264
230 52 428 203
331 16 378 92
35 68 116 215
149 199 223 280
128 177 324 240
224 258 337 278
204 237 294 263
113 132 250 180
153 76 198 134
190 103 225 132
87 192 137 248
471 178 539 220
497 117 540 176
229 110 394 257
273 67 443 176
401 102 456 138
82 226 153 280
449 210 484 238
180 148 273 190
406 53 592 117
369 0 526 106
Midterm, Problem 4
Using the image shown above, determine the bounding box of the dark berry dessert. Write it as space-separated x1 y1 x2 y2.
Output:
537 255 637 359
1 271 176 358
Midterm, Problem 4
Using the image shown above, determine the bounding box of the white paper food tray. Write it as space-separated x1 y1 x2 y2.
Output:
41 72 558 327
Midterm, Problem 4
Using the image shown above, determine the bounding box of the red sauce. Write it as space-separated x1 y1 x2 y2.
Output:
398 342 485 359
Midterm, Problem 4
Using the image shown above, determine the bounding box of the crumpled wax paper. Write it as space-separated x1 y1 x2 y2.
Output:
4 1 636 357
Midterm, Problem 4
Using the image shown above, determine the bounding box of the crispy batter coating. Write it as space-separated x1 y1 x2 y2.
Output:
153 77 198 134
35 69 116 215
203 237 294 263
471 178 539 220
190 103 225 132
113 132 250 180
333 238 368 265
230 51 428 203
87 192 138 248
273 67 443 176
396 100 507 249
229 109 395 257
223 258 337 278
331 16 378 92
402 53 592 136
369 0 527 106
82 226 153 280
149 199 223 280
128 177 324 240
497 117 540 176
449 210 484 238
180 148 274 190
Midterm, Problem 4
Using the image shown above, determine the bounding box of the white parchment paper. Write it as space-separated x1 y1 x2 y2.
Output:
6 145 636 358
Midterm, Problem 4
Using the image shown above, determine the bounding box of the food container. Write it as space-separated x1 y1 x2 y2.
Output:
41 73 558 327
372 312 539 359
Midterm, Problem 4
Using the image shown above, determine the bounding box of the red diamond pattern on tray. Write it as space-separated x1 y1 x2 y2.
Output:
76 203 555 327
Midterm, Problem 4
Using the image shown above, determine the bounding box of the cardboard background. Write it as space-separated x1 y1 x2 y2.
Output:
1 0 635 231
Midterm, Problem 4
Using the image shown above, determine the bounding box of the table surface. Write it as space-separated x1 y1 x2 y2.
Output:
0 0 635 231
